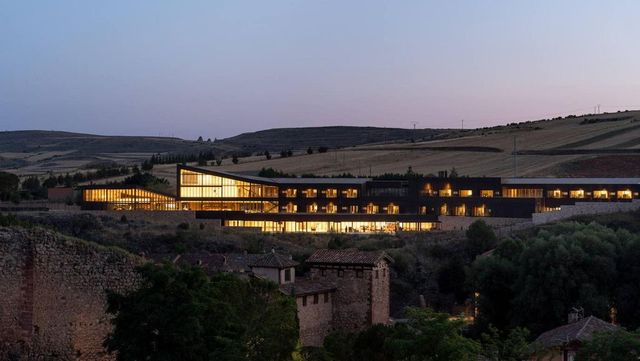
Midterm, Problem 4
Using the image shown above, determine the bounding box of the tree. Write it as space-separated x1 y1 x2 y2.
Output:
307 147 313 155
318 146 329 153
141 160 154 171
197 136 203 142
449 167 458 178
575 329 640 361
387 308 480 361
265 151 272 160
216 158 223 166
480 325 530 361
465 220 497 259
104 263 299 361
0 171 20 201
232 155 239 164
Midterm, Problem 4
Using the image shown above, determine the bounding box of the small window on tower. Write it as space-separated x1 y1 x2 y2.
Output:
302 296 307 306
375 270 379 279
338 270 344 277
324 293 329 303
313 294 319 304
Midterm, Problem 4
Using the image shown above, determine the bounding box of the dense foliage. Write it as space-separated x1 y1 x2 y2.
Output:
323 308 481 361
470 222 640 335
0 171 20 202
575 329 640 361
105 263 299 361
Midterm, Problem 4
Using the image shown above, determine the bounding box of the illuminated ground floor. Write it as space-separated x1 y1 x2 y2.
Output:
196 212 439 233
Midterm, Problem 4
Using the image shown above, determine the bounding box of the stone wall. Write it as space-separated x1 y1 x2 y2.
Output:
0 227 142 360
438 215 531 231
532 200 640 224
370 260 390 325
296 292 333 347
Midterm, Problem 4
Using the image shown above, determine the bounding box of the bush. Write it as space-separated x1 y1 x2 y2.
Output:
177 222 189 230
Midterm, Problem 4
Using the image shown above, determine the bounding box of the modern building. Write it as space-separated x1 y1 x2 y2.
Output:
80 164 640 233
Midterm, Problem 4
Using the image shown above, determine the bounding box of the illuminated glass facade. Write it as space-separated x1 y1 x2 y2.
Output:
80 165 640 233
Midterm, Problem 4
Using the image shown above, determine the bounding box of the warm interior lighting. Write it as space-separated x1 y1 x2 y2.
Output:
548 189 562 198
303 189 318 198
570 189 584 198
480 190 494 198
593 189 609 199
454 204 466 216
285 202 298 213
306 203 318 213
387 203 399 214
617 189 632 199
365 203 379 214
459 190 473 197
343 188 358 198
284 188 297 198
325 188 338 198
326 202 337 213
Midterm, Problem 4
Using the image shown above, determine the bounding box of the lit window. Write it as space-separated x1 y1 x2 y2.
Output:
440 203 449 215
343 189 358 198
349 205 359 213
439 189 452 197
423 183 434 196
570 189 584 199
387 203 399 214
459 190 473 197
325 188 337 198
454 204 466 216
326 202 337 213
285 203 298 213
548 189 562 198
307 203 318 213
365 203 379 214
304 189 317 198
480 190 494 198
284 188 297 198
593 189 609 199
473 205 487 217
617 189 632 199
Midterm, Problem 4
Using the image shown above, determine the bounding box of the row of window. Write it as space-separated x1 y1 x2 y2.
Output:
426 187 638 200
282 202 399 214
283 188 358 198
547 189 635 199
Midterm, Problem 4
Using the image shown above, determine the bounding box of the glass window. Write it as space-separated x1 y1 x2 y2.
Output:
343 188 358 198
304 189 317 198
284 268 291 282
325 202 337 213
306 203 318 213
548 189 562 198
349 205 359 213
285 203 298 213
459 190 473 197
617 189 632 199
480 190 494 198
386 203 399 214
325 188 338 198
570 189 585 199
593 189 609 199
284 188 297 198
365 203 379 214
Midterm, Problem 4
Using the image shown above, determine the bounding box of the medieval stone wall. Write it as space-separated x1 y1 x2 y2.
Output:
370 260 390 325
296 292 333 347
309 266 372 332
0 227 142 361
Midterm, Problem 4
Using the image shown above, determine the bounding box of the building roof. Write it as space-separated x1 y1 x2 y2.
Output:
173 252 259 274
280 278 337 297
534 316 618 349
180 165 370 185
306 249 393 266
249 252 299 269
503 177 640 185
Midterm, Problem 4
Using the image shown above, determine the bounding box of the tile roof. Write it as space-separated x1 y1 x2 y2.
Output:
280 278 337 296
306 249 393 266
249 252 299 269
534 316 618 349
174 252 259 274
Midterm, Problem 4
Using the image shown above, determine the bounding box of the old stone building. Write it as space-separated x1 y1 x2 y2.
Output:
274 249 393 346
0 227 141 360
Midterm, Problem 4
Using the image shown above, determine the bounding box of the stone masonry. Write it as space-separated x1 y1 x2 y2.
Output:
0 227 142 361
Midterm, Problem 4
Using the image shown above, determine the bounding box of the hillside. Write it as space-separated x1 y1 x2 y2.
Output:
220 126 447 153
0 127 449 176
152 110 640 182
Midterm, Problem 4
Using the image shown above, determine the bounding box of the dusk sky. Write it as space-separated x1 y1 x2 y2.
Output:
1 1 639 139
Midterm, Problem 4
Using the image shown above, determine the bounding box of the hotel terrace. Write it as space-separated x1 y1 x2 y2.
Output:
80 165 640 233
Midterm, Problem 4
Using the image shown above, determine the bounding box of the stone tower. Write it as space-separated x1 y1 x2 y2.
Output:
305 249 392 332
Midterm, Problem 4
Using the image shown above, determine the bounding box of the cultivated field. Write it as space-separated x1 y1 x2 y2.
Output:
150 111 640 184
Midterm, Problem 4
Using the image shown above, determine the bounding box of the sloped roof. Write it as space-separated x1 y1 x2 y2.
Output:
306 249 393 266
534 316 618 349
249 252 299 269
280 278 337 297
